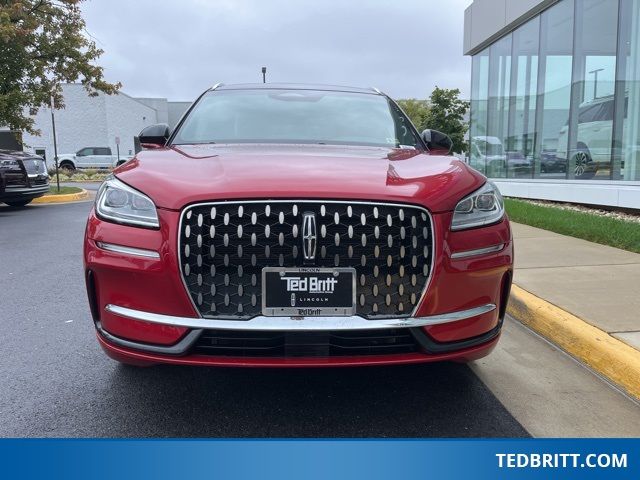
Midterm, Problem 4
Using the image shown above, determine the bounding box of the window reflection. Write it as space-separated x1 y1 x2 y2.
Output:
506 17 539 178
469 49 490 174
469 0 640 182
534 0 574 179
615 0 640 181
565 0 618 179
484 36 511 178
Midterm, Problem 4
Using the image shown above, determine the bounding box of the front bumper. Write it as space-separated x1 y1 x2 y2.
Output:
96 329 502 367
1 183 49 202
98 302 497 355
85 206 513 366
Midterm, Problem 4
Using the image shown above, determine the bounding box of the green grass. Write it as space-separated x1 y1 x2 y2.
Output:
505 198 640 254
47 186 82 195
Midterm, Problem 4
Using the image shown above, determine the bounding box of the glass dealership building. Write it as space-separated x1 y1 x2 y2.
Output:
463 0 640 208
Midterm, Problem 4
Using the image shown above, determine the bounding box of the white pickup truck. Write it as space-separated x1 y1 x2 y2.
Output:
57 147 132 171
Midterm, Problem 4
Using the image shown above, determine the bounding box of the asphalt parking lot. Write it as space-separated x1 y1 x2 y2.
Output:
1 199 639 437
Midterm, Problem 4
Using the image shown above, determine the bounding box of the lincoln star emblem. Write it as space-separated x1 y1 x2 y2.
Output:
302 212 317 261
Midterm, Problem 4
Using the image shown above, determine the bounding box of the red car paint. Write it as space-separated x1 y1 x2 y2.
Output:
84 88 513 368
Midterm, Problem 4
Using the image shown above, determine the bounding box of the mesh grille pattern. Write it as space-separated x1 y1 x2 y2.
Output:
179 201 432 319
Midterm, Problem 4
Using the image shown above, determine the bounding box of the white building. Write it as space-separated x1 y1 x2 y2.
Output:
464 0 640 209
21 83 190 164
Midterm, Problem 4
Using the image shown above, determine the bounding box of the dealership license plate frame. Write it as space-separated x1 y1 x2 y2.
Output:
261 267 357 317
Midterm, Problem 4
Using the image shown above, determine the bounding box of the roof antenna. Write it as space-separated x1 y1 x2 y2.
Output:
261 66 267 84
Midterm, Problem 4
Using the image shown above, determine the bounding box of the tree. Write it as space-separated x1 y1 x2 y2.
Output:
0 0 120 136
395 98 430 132
423 87 470 154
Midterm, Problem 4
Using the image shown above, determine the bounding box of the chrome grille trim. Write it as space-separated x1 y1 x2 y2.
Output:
450 244 505 259
177 200 435 320
96 242 160 259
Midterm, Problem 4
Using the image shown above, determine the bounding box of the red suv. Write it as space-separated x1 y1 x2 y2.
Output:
84 83 513 367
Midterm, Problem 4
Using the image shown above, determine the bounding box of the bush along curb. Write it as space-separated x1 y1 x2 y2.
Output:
508 284 640 401
32 189 89 204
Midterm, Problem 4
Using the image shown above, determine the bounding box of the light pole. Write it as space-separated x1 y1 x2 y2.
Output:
261 66 267 83
50 94 60 193
589 68 604 100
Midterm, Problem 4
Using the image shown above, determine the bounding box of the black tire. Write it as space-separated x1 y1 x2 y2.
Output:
573 150 596 179
5 199 33 207
59 161 76 172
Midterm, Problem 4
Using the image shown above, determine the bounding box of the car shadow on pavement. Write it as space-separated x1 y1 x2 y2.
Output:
102 362 529 438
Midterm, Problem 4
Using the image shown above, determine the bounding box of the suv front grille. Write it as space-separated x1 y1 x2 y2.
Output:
21 158 45 175
192 328 421 357
178 200 433 319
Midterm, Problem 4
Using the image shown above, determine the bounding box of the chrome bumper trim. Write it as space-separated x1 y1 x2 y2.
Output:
450 244 505 259
96 241 160 259
104 303 496 332
4 185 50 195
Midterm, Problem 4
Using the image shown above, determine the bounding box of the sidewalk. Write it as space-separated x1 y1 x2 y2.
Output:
511 222 640 351
508 222 640 399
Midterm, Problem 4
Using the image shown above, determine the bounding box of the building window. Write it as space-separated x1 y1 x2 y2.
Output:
534 0 575 180
507 16 540 178
484 35 512 178
614 0 640 181
565 0 619 180
468 0 639 191
469 48 490 173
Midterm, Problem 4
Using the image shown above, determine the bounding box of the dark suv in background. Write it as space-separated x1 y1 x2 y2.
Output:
0 150 49 207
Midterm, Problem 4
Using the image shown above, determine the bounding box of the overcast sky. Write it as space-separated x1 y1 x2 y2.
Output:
81 0 471 102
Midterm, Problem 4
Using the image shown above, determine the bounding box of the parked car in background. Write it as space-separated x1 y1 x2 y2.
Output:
84 83 512 368
0 150 49 206
58 147 131 171
470 136 507 177
556 94 626 179
539 150 567 174
505 151 533 177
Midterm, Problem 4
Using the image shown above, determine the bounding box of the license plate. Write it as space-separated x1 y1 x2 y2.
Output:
262 267 356 317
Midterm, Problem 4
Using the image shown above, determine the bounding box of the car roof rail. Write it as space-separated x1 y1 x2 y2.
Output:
209 83 224 91
371 87 383 95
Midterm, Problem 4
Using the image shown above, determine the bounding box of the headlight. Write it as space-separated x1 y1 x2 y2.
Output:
451 181 504 231
95 176 159 228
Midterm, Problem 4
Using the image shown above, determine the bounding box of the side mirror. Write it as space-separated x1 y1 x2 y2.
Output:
422 129 453 154
138 123 170 149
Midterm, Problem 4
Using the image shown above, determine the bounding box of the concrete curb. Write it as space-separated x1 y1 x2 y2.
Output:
508 284 640 400
31 188 89 204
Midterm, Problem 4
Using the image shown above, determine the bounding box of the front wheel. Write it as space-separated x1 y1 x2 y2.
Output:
5 199 33 207
573 151 596 179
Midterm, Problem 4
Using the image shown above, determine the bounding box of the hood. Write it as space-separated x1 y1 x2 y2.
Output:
114 144 485 213
0 149 42 161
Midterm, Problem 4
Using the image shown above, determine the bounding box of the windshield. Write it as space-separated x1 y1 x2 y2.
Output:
171 89 422 149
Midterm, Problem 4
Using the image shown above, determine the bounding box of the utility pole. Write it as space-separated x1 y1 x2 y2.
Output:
262 66 267 83
50 95 60 193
